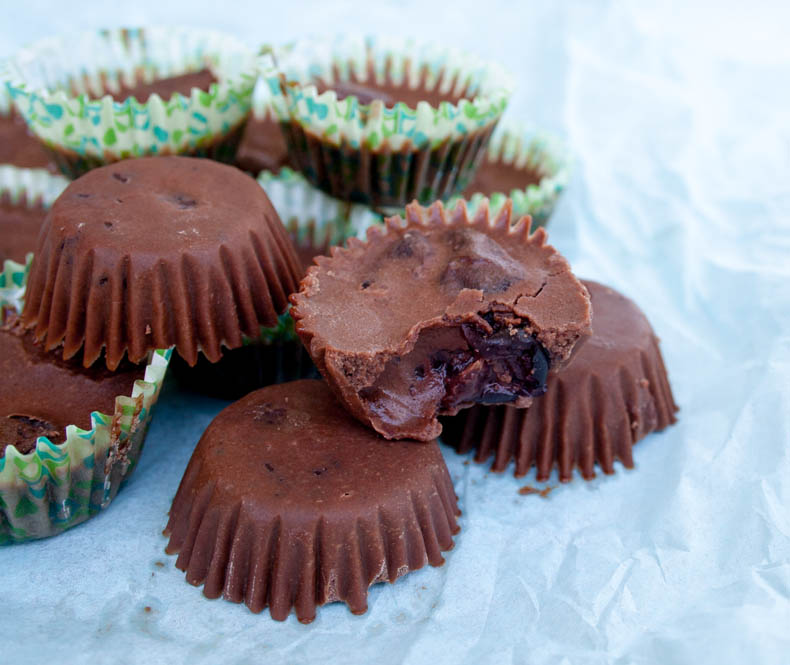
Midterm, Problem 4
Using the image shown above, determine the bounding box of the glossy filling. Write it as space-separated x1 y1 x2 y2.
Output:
360 312 550 434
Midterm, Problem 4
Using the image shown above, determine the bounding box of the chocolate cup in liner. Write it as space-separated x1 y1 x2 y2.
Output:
20 157 302 370
0 260 171 544
290 200 593 442
235 79 293 175
164 380 460 623
258 167 384 271
263 36 513 210
449 124 572 229
0 165 69 266
2 26 259 178
440 281 678 481
169 169 381 399
0 80 57 171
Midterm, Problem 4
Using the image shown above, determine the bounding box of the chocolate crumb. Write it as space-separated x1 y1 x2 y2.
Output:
518 485 554 498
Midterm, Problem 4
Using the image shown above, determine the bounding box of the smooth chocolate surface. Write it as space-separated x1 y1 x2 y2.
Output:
441 280 679 480
164 379 460 623
463 155 544 198
103 69 217 102
0 112 54 170
22 156 303 369
0 316 144 456
291 201 592 441
0 195 48 264
235 115 292 175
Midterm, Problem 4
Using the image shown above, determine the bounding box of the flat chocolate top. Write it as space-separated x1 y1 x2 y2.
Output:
464 156 544 198
235 116 291 175
0 112 53 170
188 380 450 510
294 203 589 359
0 195 48 264
292 201 591 440
105 69 217 102
313 62 468 109
0 317 144 456
567 280 655 372
46 156 281 253
23 156 303 368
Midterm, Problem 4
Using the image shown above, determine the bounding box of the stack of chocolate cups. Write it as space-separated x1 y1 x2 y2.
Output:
1 28 678 626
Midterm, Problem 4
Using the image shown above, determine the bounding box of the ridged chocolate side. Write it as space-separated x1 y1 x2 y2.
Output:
165 455 459 622
163 380 460 623
21 157 302 369
441 281 678 481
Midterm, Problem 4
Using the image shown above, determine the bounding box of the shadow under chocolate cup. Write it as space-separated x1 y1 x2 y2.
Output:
3 26 259 178
164 380 460 623
0 260 171 544
264 36 513 211
440 280 678 481
449 124 572 229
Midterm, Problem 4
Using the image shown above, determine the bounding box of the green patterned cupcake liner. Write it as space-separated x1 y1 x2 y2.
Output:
263 36 513 209
2 26 259 177
0 260 171 544
449 123 572 228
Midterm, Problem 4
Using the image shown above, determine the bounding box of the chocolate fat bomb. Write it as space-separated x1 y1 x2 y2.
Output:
0 316 144 456
291 201 592 441
164 380 460 623
21 156 302 369
441 280 678 480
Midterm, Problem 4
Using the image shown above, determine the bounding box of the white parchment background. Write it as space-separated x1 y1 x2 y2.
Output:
1 1 789 664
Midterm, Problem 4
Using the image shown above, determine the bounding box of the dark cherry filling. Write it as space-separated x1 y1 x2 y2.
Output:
360 314 551 436
423 321 549 411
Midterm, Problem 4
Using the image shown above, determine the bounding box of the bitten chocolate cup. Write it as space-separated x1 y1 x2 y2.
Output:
164 380 460 623
441 281 678 481
20 156 302 370
291 200 592 441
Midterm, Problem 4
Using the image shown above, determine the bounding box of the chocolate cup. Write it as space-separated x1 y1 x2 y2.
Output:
440 281 678 481
21 157 302 370
290 199 592 441
281 120 495 211
164 380 460 622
